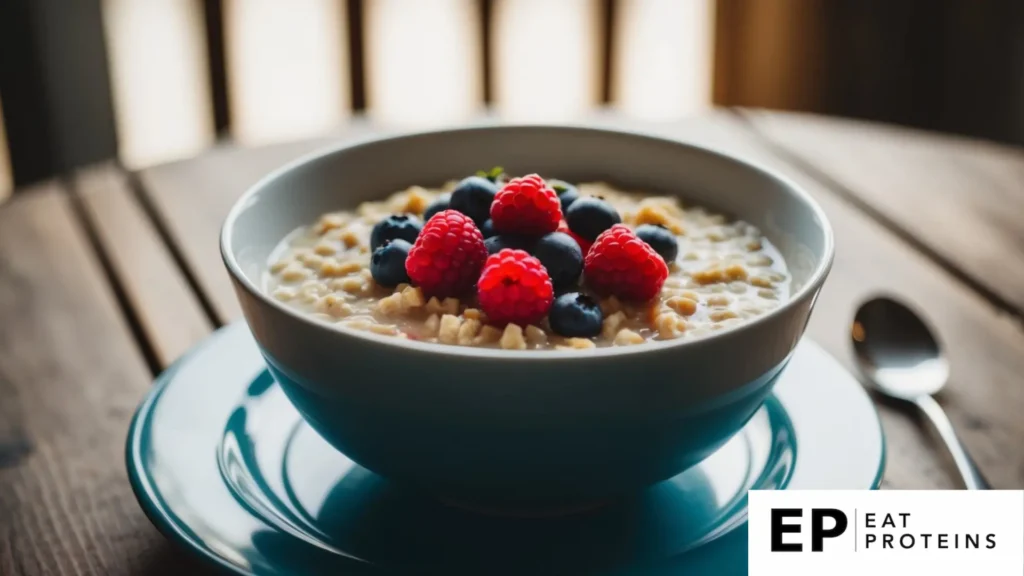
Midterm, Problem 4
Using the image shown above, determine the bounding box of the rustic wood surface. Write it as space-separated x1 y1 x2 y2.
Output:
137 119 378 325
73 163 214 367
1 111 1023 574
0 184 211 575
742 109 1024 317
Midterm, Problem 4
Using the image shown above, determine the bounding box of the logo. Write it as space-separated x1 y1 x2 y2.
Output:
748 491 1024 575
770 508 848 552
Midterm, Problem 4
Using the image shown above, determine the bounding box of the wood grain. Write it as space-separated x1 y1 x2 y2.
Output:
138 138 343 323
742 109 1024 317
74 163 213 366
0 184 210 575
136 119 383 324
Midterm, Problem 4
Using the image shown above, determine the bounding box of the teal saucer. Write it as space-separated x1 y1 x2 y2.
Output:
126 323 884 575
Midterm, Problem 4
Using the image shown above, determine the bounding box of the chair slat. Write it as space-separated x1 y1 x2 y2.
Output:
492 0 602 121
224 0 351 145
101 0 216 167
365 0 483 126
0 95 10 201
612 0 714 119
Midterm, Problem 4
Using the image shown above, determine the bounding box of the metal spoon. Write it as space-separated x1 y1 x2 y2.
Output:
852 296 989 489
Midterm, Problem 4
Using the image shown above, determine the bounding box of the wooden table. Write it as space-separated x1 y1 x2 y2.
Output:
2 110 1022 575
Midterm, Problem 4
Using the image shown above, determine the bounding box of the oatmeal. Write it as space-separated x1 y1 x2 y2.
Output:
265 172 791 350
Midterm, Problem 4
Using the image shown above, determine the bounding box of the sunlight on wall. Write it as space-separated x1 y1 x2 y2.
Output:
101 0 215 168
0 95 11 201
225 0 350 146
492 0 601 122
613 0 714 120
365 0 482 127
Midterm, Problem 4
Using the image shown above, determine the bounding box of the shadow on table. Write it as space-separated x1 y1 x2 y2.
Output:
133 538 220 576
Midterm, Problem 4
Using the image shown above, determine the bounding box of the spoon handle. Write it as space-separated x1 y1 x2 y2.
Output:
914 395 990 490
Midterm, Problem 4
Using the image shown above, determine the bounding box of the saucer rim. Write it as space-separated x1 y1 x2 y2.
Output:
127 327 249 576
125 325 885 576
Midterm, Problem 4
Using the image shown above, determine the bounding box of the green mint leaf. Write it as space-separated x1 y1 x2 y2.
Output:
476 166 505 182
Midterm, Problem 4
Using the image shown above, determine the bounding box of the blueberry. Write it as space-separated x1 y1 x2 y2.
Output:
423 193 450 222
370 214 422 251
531 232 583 290
370 239 412 287
636 224 679 264
548 179 579 212
450 176 498 225
548 292 603 338
480 219 497 238
485 234 533 255
565 197 621 241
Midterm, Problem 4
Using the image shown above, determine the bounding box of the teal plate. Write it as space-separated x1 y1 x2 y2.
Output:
126 323 884 575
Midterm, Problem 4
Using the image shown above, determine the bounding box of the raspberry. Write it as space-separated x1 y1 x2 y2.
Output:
405 210 487 297
584 224 668 301
477 249 554 326
490 174 562 235
558 219 592 255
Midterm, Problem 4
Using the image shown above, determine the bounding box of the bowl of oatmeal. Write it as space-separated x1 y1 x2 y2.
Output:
221 126 833 509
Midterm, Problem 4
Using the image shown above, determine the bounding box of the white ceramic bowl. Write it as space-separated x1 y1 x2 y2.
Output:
221 125 834 509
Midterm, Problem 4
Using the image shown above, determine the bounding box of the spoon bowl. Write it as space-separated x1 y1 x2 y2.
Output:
852 297 949 399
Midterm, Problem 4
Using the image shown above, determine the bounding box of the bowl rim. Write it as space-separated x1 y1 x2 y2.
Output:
220 123 835 360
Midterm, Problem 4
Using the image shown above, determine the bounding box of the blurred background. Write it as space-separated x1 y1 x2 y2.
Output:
0 0 1021 202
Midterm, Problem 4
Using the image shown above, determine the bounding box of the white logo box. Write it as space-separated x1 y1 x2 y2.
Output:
748 490 1024 575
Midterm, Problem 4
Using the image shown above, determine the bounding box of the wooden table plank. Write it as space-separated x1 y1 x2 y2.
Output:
74 163 214 367
134 113 1024 492
137 136 366 324
741 109 1024 317
0 184 209 575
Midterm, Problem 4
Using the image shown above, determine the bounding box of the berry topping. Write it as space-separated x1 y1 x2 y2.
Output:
370 239 412 287
370 214 422 251
584 224 669 301
477 249 554 327
565 196 621 241
480 219 497 238
423 193 450 222
450 176 499 225
531 232 583 290
548 179 580 212
490 174 563 235
405 210 487 297
485 234 533 255
548 292 604 338
636 224 679 264
558 219 592 255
